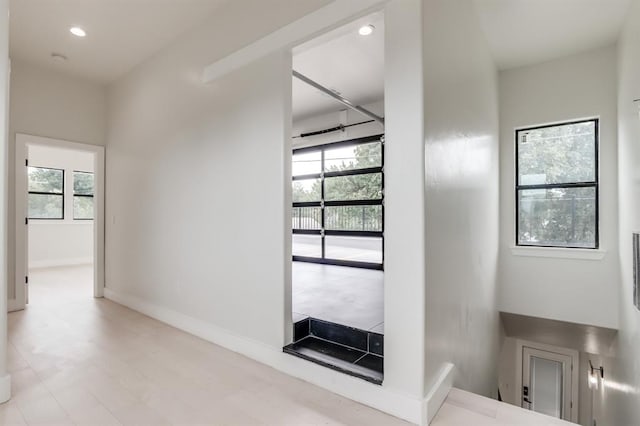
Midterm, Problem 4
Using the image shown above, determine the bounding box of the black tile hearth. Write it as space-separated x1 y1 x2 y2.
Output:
368 332 383 356
355 353 383 372
284 336 382 384
285 317 384 384
294 317 310 341
310 318 368 351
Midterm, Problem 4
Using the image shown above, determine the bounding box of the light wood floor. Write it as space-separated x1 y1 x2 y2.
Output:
2 265 409 425
1 265 564 426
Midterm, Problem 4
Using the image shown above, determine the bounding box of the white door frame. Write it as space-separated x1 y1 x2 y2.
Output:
515 339 579 423
12 133 105 311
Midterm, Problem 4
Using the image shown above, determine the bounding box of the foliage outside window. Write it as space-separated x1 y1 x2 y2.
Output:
292 136 384 268
73 171 94 220
28 167 64 219
516 119 598 248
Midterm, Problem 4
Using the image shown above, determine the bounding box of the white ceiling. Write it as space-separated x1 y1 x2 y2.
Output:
8 0 631 108
473 0 632 70
9 0 229 83
292 12 384 121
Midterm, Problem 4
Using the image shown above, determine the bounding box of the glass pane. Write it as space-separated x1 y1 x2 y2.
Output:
292 207 321 230
74 171 94 195
324 142 382 172
325 205 382 232
325 236 382 263
292 234 322 258
28 167 63 193
531 356 563 419
518 121 596 185
292 179 321 202
292 151 321 176
325 173 382 201
518 187 596 248
74 196 94 220
28 194 63 219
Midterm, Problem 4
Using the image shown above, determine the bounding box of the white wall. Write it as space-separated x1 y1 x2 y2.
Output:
27 145 94 269
104 0 437 422
606 1 640 424
498 46 620 329
422 0 500 399
8 59 105 299
0 0 11 401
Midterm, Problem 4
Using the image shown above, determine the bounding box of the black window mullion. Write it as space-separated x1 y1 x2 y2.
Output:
516 181 597 191
320 149 326 259
324 199 383 207
293 229 322 235
292 201 322 208
325 230 383 238
323 166 383 178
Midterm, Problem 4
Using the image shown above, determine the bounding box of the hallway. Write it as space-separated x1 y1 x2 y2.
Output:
3 266 408 425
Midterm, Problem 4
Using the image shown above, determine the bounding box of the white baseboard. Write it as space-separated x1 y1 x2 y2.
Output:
423 363 455 424
29 257 93 269
104 288 424 425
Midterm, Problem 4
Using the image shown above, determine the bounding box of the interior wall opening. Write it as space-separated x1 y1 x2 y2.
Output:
26 143 95 306
283 11 386 384
12 134 105 312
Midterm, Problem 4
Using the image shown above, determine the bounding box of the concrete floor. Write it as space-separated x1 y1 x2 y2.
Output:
292 262 383 333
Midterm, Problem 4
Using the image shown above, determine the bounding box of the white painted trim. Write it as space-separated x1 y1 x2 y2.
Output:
514 339 580 423
29 258 93 270
510 246 607 260
423 363 455 424
27 221 94 226
0 374 10 403
13 133 105 312
202 0 387 83
103 288 424 425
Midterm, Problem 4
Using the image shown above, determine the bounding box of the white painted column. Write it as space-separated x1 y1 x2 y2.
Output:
0 0 11 403
383 0 426 402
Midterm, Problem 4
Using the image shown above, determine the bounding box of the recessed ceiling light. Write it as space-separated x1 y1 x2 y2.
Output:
358 24 375 36
69 27 86 37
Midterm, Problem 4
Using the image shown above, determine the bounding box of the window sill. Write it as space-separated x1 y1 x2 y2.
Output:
510 246 607 260
29 220 94 225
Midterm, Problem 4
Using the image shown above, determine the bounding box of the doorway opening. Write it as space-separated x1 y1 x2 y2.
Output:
520 343 579 422
13 134 105 312
283 12 385 384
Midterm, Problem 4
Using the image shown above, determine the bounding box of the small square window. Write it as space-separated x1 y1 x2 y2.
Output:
28 167 64 219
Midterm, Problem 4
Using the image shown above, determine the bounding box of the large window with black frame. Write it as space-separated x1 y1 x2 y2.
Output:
516 119 599 249
292 134 384 270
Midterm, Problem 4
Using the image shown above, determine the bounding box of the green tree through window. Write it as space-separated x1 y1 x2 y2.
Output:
292 137 384 267
516 120 598 248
